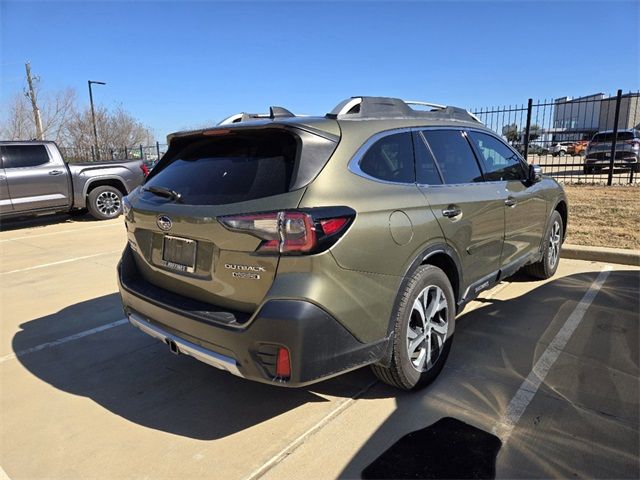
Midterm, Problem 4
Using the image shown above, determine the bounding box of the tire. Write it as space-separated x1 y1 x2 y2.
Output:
87 186 123 220
524 210 563 280
633 163 640 173
371 265 455 391
559 150 566 157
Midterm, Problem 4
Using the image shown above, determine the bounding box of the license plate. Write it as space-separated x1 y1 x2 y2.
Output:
162 235 197 273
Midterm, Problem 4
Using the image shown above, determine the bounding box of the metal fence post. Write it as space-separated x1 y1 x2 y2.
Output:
90 145 95 161
124 146 128 159
607 89 623 186
156 141 160 160
139 144 144 159
523 99 533 160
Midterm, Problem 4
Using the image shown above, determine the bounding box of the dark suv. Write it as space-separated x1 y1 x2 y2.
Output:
584 129 640 174
118 97 567 390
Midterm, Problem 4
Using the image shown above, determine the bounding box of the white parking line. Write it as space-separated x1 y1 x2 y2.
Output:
493 265 613 442
243 379 378 480
0 250 121 275
0 319 128 365
0 464 11 480
0 222 121 243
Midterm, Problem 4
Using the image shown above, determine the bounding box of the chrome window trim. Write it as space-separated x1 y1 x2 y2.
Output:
348 124 522 187
347 127 417 186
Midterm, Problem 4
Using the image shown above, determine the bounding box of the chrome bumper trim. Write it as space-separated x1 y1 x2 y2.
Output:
128 312 243 378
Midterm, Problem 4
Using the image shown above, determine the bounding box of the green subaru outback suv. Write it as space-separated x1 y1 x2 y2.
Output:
118 97 567 390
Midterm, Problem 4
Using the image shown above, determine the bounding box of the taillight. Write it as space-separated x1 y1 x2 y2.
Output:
624 140 640 149
140 164 149 177
219 207 355 255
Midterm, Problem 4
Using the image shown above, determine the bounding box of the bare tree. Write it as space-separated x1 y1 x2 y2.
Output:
65 104 154 156
0 88 78 144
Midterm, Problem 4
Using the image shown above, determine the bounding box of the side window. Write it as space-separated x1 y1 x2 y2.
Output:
467 132 525 181
359 132 415 183
413 132 443 185
421 130 483 184
1 145 50 169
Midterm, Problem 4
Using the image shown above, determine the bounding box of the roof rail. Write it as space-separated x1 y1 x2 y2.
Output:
218 106 295 125
327 96 482 124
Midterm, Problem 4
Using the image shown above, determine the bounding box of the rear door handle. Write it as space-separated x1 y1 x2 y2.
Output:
505 196 517 207
49 170 63 176
442 205 462 218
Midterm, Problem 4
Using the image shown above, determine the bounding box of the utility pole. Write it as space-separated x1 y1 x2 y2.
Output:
25 62 44 140
88 80 106 160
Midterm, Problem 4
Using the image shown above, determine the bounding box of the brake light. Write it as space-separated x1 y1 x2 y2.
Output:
219 207 354 255
624 140 640 149
140 164 149 177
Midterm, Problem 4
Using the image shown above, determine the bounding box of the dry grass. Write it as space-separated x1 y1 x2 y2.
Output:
563 184 640 250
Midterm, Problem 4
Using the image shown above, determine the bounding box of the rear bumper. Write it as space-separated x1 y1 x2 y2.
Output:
117 245 387 387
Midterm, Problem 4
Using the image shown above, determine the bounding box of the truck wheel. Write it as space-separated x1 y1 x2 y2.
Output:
372 265 455 391
87 186 123 220
524 210 563 280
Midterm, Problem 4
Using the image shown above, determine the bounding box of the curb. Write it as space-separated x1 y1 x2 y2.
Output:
561 244 640 266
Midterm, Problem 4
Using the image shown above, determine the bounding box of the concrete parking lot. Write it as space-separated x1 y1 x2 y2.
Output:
1 215 638 479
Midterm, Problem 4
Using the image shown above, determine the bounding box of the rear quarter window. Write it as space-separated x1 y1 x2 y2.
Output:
359 132 415 183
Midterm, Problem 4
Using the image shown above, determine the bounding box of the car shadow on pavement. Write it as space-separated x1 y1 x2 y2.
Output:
12 293 382 441
0 211 96 232
338 269 639 479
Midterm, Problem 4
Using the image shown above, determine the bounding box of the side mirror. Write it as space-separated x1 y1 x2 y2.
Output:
529 164 542 183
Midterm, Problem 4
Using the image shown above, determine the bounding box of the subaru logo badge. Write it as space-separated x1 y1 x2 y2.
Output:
157 215 172 231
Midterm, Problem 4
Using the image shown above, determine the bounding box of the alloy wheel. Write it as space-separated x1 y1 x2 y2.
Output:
406 285 449 372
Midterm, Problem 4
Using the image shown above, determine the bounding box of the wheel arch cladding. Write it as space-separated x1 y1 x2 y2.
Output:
554 200 568 240
87 179 127 197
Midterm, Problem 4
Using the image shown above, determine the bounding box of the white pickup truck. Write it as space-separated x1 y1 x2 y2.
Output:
0 141 148 220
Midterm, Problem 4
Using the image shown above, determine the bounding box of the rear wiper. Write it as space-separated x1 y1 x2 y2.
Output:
143 185 182 202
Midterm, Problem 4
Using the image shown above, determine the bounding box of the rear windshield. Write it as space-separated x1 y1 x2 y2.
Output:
143 130 299 205
591 131 635 143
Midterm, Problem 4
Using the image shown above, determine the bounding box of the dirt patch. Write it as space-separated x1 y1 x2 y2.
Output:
563 185 640 250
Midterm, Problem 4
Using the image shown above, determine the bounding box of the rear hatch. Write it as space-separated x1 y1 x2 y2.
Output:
125 122 339 314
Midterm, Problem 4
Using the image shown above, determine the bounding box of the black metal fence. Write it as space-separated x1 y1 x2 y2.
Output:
60 142 168 165
60 89 639 185
471 89 640 185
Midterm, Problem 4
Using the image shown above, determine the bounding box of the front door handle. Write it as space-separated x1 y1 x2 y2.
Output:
49 170 64 176
442 205 462 218
505 196 517 207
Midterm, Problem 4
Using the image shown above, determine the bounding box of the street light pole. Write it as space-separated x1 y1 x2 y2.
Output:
88 80 106 160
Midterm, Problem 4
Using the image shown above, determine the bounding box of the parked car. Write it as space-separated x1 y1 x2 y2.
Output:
568 140 588 156
514 143 549 156
549 142 573 156
118 96 567 390
0 141 148 220
584 129 640 174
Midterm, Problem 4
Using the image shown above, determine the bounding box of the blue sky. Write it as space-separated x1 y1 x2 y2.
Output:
1 0 638 141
